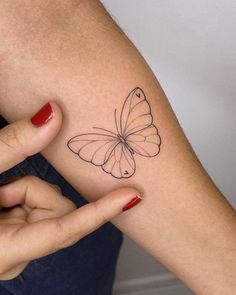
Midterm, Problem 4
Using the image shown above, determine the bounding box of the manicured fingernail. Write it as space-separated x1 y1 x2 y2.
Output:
122 195 142 212
31 103 54 127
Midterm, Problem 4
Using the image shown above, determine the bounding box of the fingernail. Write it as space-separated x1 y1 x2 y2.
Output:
122 195 142 212
31 103 54 127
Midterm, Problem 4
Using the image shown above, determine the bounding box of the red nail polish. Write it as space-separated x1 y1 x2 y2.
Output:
31 103 54 127
122 195 142 212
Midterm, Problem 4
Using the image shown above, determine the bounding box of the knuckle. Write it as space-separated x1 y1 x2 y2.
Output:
60 235 79 249
91 201 110 226
22 175 39 186
62 198 76 212
18 175 38 193
54 218 64 236
54 219 68 246
54 219 79 249
0 124 24 151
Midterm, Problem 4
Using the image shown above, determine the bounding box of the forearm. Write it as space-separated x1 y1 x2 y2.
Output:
0 1 236 294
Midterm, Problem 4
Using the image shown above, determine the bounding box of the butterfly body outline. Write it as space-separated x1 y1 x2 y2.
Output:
67 87 161 179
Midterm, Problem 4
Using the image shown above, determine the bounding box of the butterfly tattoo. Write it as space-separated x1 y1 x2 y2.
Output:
67 87 161 179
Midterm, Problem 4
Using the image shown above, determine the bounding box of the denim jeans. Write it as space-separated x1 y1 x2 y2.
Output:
0 153 123 295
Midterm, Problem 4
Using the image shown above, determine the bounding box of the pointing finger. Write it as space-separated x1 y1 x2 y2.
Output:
3 188 142 271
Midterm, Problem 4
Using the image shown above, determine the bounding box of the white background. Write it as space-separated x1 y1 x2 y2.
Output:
101 1 236 294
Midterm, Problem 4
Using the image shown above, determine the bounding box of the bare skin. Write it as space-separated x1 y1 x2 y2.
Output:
0 1 235 294
0 102 140 280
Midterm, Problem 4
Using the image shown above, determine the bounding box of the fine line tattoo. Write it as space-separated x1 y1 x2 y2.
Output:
67 87 161 179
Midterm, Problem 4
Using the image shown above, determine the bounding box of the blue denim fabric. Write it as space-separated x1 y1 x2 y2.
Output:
0 153 123 295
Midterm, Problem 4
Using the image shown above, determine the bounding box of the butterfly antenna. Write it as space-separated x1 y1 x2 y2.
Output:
114 109 120 135
92 127 117 137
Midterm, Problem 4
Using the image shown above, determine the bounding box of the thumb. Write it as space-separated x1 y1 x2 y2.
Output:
7 188 142 267
0 102 62 173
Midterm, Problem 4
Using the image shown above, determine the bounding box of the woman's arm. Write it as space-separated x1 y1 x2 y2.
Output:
0 1 235 293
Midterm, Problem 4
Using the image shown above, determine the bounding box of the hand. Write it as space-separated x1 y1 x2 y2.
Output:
0 102 141 280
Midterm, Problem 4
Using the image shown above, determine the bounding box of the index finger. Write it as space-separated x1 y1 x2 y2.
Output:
3 188 140 270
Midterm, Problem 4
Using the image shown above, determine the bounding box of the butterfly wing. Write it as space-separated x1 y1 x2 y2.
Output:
120 87 153 136
68 87 161 178
125 124 161 157
67 133 119 166
102 142 136 178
